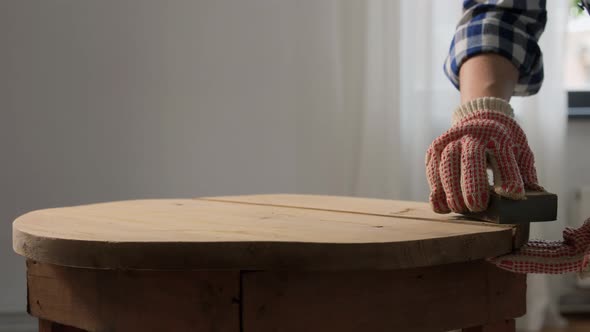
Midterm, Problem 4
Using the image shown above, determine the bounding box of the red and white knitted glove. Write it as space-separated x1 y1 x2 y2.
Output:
490 218 590 274
425 97 543 213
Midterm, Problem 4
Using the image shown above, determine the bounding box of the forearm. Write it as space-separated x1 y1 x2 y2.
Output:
444 0 547 97
459 54 519 104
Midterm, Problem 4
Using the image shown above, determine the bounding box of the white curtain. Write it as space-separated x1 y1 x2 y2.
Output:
354 0 569 330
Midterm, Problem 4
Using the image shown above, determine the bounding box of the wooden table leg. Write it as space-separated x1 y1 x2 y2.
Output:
39 319 86 332
463 319 516 332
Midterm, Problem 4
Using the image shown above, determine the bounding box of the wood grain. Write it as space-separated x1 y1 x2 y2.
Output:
28 261 240 332
13 196 515 270
199 194 462 222
242 261 526 332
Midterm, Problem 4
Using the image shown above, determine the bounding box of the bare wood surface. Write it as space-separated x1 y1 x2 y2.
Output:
28 261 240 332
242 261 526 332
13 196 515 270
200 194 463 221
463 319 516 331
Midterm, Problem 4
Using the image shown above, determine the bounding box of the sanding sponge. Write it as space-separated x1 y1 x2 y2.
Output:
462 191 557 224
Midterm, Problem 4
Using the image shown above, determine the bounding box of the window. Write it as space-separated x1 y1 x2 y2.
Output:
566 3 590 118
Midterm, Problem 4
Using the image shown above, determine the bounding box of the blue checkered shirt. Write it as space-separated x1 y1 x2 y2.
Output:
444 0 547 96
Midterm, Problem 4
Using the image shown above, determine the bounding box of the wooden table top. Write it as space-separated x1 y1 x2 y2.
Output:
13 194 516 270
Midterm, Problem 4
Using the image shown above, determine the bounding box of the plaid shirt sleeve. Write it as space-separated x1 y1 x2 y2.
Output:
444 0 547 96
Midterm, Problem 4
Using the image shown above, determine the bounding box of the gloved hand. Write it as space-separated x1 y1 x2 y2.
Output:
426 97 543 213
490 218 590 275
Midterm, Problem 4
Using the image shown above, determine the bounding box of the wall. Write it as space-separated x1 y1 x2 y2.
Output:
0 0 371 313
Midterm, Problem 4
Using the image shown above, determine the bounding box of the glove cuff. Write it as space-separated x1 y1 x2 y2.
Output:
452 97 514 124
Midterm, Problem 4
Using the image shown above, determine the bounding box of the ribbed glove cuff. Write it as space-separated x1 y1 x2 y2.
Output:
452 97 514 124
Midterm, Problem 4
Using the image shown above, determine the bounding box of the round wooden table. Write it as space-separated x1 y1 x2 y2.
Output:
13 195 525 332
